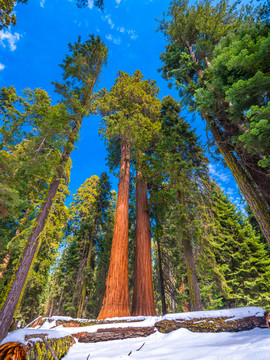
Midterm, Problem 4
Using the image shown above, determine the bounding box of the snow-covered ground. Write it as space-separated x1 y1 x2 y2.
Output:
1 307 269 359
62 327 270 360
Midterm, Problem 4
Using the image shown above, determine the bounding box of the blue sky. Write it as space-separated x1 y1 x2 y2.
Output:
0 0 243 209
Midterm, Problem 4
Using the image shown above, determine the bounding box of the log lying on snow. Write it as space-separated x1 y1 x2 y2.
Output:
0 333 75 360
155 312 269 334
74 326 156 343
28 316 145 329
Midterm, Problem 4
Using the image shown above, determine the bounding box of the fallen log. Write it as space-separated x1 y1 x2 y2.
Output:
76 326 155 343
155 312 269 333
0 333 75 360
28 317 145 329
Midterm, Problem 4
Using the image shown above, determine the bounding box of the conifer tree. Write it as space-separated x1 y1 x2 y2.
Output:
209 185 270 309
47 172 115 318
97 70 160 318
158 0 270 243
150 96 210 311
0 35 108 342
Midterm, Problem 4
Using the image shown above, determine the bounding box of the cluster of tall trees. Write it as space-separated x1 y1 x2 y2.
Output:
0 0 269 345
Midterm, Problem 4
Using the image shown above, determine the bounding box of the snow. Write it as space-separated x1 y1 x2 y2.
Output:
62 328 270 360
0 328 70 346
1 307 269 359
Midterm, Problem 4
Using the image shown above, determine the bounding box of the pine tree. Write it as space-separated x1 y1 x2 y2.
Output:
158 0 270 243
0 35 108 342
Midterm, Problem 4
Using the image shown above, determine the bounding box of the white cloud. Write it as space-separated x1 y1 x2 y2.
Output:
0 29 21 51
0 63 5 71
40 0 46 7
88 0 94 9
115 0 121 3
102 13 137 41
105 34 121 45
208 164 230 183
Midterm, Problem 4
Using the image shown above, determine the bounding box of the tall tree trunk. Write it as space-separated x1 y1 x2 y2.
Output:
216 111 270 207
77 236 94 318
156 226 167 315
186 44 270 244
131 172 156 316
208 119 270 244
182 235 202 311
97 140 131 319
178 190 202 312
0 117 82 343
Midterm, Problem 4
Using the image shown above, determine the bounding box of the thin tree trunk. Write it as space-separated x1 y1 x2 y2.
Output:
97 140 131 319
131 172 156 316
77 236 94 318
156 226 167 315
49 298 54 318
182 235 202 311
178 190 202 312
0 117 82 343
169 268 176 312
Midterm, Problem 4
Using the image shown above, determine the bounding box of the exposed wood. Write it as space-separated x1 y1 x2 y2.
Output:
97 140 131 319
155 312 269 333
75 326 155 343
131 171 156 316
0 342 27 360
0 334 75 360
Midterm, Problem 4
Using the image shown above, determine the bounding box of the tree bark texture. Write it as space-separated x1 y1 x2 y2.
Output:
77 236 94 318
182 236 202 311
177 190 202 311
0 334 75 360
131 172 156 316
156 227 167 315
155 312 269 333
0 117 82 343
97 140 131 319
185 43 270 245
208 119 270 244
75 327 155 343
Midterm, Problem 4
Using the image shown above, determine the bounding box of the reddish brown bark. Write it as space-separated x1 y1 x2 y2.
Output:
131 172 156 316
97 140 131 319
0 252 11 279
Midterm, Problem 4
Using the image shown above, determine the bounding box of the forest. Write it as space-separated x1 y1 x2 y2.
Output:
0 0 270 357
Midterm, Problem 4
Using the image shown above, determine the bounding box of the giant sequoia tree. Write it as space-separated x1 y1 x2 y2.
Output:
0 35 108 342
97 70 160 318
158 0 270 243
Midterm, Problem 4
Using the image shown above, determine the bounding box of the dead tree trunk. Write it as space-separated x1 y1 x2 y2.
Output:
97 140 131 319
131 172 156 316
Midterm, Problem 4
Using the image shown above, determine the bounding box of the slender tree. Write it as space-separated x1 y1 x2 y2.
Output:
0 35 107 342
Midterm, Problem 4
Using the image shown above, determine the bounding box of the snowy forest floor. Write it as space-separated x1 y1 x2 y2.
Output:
1 307 270 359
63 327 270 360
